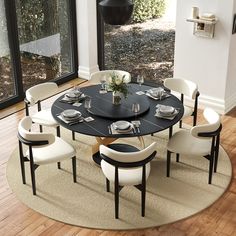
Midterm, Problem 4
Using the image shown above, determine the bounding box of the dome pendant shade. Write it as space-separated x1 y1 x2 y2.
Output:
99 0 134 25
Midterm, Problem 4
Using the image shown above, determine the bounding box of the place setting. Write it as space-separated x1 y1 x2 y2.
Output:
59 86 86 105
108 120 136 135
155 104 179 120
145 87 171 100
57 109 84 125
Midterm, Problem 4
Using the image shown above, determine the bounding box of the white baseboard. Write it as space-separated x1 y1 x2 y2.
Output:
172 92 235 114
78 65 99 80
225 91 236 113
198 95 225 114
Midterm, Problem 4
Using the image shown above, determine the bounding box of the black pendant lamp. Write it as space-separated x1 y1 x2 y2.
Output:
99 0 134 25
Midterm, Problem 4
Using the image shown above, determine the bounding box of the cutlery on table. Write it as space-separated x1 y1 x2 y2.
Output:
108 125 112 134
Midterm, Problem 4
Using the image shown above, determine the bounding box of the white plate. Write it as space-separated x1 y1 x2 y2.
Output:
148 87 164 97
113 120 131 130
158 105 175 115
62 109 81 118
65 92 81 99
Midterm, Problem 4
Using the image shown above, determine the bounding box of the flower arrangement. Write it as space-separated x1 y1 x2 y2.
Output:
108 71 130 98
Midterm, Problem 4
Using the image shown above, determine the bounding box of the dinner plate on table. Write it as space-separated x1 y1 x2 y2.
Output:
112 121 133 133
62 109 82 121
148 87 164 97
158 105 175 115
65 92 82 99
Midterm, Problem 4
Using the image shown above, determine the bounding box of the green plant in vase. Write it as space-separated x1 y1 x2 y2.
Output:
108 72 130 105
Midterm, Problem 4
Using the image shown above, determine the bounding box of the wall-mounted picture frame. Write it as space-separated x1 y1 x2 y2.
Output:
232 14 236 34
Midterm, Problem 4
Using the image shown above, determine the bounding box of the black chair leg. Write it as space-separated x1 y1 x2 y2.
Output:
115 183 119 219
141 165 146 217
179 120 182 128
39 125 43 133
29 147 36 195
176 153 179 162
193 113 197 126
72 156 77 183
169 126 173 139
167 150 171 177
56 126 61 137
214 135 220 173
57 162 61 169
141 186 146 217
208 155 214 184
19 141 26 184
115 167 119 219
72 131 75 140
106 178 110 192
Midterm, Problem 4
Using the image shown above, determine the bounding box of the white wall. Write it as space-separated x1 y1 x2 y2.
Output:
225 1 236 112
76 0 99 79
174 0 235 113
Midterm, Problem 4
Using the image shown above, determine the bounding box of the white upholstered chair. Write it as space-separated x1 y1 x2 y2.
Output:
25 82 60 135
25 82 76 142
90 70 131 84
164 78 200 128
100 142 157 218
166 108 221 184
18 116 77 195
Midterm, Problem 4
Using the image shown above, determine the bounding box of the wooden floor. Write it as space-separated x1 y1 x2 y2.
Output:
0 81 236 235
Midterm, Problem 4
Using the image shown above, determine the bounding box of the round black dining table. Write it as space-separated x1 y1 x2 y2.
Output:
51 83 184 164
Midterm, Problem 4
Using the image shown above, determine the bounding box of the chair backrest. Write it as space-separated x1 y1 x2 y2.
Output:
90 70 131 84
100 142 157 166
164 78 198 99
25 82 58 105
18 116 55 145
191 108 221 139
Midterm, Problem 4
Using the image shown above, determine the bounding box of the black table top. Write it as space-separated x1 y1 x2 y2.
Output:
51 83 184 138
88 90 150 119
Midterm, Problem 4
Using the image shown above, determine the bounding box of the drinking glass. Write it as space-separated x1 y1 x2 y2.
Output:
132 103 140 115
100 76 107 90
84 96 91 110
137 75 144 91
73 85 81 96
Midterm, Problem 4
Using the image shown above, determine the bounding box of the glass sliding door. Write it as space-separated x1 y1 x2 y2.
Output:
0 1 18 103
0 0 77 109
16 0 76 92
97 0 175 86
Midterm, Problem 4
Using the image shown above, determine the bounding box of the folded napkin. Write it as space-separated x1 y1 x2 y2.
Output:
60 94 86 104
146 92 170 100
110 123 134 135
57 115 84 125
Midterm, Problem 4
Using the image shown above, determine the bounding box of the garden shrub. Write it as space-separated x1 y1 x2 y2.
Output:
132 0 166 23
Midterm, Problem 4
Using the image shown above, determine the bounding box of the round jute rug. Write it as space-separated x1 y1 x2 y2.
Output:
7 126 232 230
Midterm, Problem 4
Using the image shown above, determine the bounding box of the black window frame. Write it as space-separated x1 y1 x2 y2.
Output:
0 0 78 110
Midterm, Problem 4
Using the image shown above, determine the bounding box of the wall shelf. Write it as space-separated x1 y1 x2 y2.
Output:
187 18 217 38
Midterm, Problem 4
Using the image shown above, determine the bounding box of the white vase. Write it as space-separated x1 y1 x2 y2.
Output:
112 91 122 105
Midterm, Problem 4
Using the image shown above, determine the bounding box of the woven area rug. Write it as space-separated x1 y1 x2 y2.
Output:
7 126 232 230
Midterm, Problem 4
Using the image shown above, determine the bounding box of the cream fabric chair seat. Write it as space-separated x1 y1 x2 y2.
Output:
100 142 157 218
26 137 75 165
18 116 77 195
101 162 151 186
164 78 199 128
90 70 131 84
31 109 58 127
166 108 222 184
167 130 212 156
25 82 60 135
